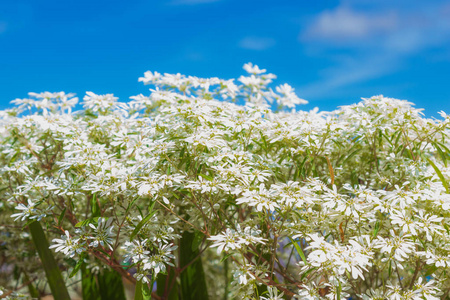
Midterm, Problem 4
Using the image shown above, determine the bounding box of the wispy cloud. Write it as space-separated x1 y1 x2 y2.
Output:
239 37 276 51
299 1 450 98
170 0 222 5
299 54 399 99
303 6 397 41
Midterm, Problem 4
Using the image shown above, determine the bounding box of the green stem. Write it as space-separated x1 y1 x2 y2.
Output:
28 221 70 300
223 256 228 300
23 273 39 298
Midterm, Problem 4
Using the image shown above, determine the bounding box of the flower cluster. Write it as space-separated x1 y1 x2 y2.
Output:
1 63 449 299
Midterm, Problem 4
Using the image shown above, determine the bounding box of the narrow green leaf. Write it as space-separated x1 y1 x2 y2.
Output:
220 253 233 263
157 267 178 300
125 196 140 214
97 268 127 300
148 199 156 213
337 281 341 300
372 221 381 238
82 264 101 300
444 223 450 235
259 131 268 150
341 148 361 166
393 129 402 147
300 266 317 281
58 208 66 227
437 141 450 154
196 163 205 175
75 217 100 228
198 173 213 181
180 231 209 300
223 256 229 300
433 142 448 167
29 221 70 300
134 281 151 300
136 205 144 218
130 210 156 241
425 156 450 193
424 265 438 277
23 273 39 298
91 193 100 217
191 230 205 251
69 253 87 278
288 237 307 265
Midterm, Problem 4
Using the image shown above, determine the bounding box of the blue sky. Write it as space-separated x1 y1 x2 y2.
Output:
1 0 450 117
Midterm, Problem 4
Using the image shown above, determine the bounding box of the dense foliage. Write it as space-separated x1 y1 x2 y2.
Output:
1 64 450 299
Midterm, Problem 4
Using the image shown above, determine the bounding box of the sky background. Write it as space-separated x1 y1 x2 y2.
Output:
1 0 450 117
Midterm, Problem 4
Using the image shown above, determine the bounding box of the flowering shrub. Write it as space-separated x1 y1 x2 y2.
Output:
1 63 450 299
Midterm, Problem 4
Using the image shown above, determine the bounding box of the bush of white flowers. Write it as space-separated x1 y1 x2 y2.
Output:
1 63 450 300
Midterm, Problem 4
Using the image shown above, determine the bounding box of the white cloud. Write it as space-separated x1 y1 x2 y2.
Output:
299 54 399 99
303 6 397 41
299 1 450 97
239 37 276 51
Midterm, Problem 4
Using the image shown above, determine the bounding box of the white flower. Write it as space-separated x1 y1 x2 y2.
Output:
83 92 124 113
49 230 85 258
296 282 322 300
374 231 415 262
208 228 241 254
11 199 38 221
122 239 150 264
208 225 266 254
243 63 266 75
142 242 177 275
88 218 115 250
236 184 279 212
260 286 284 300
275 84 308 108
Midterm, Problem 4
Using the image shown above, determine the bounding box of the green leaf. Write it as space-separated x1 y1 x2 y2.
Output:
433 142 448 167
337 281 341 300
125 196 140 214
198 173 213 181
259 131 268 150
75 217 100 228
300 267 317 281
425 156 450 193
372 220 381 238
29 221 71 300
288 237 307 265
23 273 39 298
341 147 361 166
444 223 450 235
157 267 178 300
180 231 209 300
91 193 101 217
97 268 127 300
69 253 87 278
130 208 156 241
437 141 450 155
81 264 101 300
191 230 205 251
220 253 233 263
58 208 66 227
424 265 438 277
134 281 151 300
